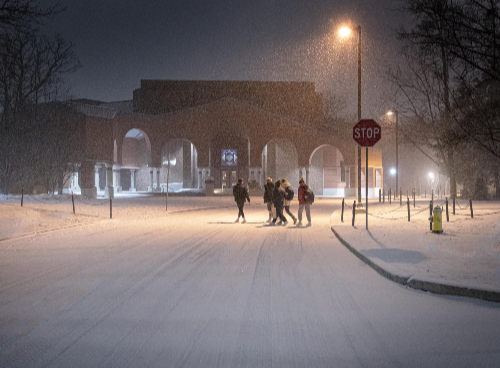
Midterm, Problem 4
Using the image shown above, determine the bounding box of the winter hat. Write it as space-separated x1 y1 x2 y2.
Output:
299 177 304 184
267 177 272 183
238 178 243 183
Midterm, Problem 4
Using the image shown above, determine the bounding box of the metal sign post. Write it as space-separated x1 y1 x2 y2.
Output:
353 119 382 230
366 147 368 230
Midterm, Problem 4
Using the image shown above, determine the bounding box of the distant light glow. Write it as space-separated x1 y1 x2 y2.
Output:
339 27 352 38
428 172 435 180
390 168 396 176
386 111 394 116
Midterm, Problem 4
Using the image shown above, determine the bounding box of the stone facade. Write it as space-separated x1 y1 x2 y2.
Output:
74 80 381 198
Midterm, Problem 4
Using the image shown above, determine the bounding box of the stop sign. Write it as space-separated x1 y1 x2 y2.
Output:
353 119 381 147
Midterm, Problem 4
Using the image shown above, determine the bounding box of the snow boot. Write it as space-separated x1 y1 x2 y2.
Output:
242 218 247 224
235 218 240 223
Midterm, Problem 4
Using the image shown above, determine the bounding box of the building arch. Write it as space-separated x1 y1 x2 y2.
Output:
308 144 347 197
161 138 199 191
118 128 153 192
261 138 299 188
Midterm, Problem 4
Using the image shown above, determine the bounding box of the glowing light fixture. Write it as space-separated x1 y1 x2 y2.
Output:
390 168 396 176
339 27 352 38
428 172 435 180
386 111 394 116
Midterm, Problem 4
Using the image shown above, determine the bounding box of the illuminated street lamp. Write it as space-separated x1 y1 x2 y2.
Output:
390 168 396 176
339 24 362 204
387 110 399 197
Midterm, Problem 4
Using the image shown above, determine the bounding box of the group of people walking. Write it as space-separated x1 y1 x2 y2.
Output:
232 176 313 226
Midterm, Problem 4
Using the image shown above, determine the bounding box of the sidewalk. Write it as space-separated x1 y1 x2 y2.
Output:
330 198 500 303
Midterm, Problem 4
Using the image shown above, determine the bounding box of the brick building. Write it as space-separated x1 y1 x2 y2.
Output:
68 80 383 198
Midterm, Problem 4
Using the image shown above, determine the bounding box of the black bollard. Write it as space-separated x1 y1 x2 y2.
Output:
383 189 385 203
72 193 75 214
446 197 449 222
21 188 24 207
110 198 112 219
352 201 356 227
453 196 455 215
429 202 433 231
341 198 344 223
407 198 410 222
379 189 381 203
389 189 392 204
400 189 402 206
470 198 473 218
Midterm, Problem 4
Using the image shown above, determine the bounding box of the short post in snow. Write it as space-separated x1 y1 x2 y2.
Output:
341 198 344 223
400 189 402 206
166 153 170 211
383 188 385 203
110 198 112 219
445 197 449 222
389 188 391 205
407 197 410 222
21 188 24 207
394 188 396 201
470 198 473 218
431 189 434 204
429 202 433 231
453 196 455 215
72 193 75 214
379 189 381 203
352 200 356 227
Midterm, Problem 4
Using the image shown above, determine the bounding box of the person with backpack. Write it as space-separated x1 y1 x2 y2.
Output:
271 180 287 225
281 178 297 225
297 177 312 226
233 178 250 223
263 177 274 222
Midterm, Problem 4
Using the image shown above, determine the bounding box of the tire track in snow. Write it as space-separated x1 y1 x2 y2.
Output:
0 225 224 368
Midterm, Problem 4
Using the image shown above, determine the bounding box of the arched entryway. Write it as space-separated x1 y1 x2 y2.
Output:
161 139 199 191
119 128 152 192
309 144 346 197
262 139 299 188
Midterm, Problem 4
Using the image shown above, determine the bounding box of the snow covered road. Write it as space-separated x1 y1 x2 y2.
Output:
1 200 500 367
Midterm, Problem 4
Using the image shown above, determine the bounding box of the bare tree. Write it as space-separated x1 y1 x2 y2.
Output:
0 0 79 193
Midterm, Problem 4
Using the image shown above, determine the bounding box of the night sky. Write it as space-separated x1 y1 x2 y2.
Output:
43 0 404 117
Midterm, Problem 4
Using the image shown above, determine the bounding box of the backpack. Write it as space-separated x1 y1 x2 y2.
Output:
305 188 314 204
286 187 294 201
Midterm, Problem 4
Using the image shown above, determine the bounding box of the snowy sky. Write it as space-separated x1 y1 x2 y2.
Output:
42 0 404 116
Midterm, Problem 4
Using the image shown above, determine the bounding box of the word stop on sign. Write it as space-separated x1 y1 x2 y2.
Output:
354 127 380 139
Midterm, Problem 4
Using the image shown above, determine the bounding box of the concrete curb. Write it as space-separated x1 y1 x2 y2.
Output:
330 226 500 303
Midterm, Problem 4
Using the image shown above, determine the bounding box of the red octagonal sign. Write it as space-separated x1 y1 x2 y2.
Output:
353 119 381 147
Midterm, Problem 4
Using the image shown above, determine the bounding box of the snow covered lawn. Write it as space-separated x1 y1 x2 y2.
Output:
331 198 500 293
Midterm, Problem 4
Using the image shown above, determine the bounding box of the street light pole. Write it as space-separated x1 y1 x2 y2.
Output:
395 110 398 198
387 110 399 198
357 25 362 205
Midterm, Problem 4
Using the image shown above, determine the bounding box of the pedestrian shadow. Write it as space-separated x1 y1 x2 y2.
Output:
360 248 427 264
208 221 265 225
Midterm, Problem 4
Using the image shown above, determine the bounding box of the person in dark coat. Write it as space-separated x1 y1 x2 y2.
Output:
281 178 297 225
272 180 287 225
233 178 250 223
263 177 274 222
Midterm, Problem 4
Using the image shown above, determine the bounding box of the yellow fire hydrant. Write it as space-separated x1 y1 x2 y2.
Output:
429 205 443 234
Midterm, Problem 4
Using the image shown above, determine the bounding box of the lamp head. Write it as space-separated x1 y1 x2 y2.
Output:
339 27 352 38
